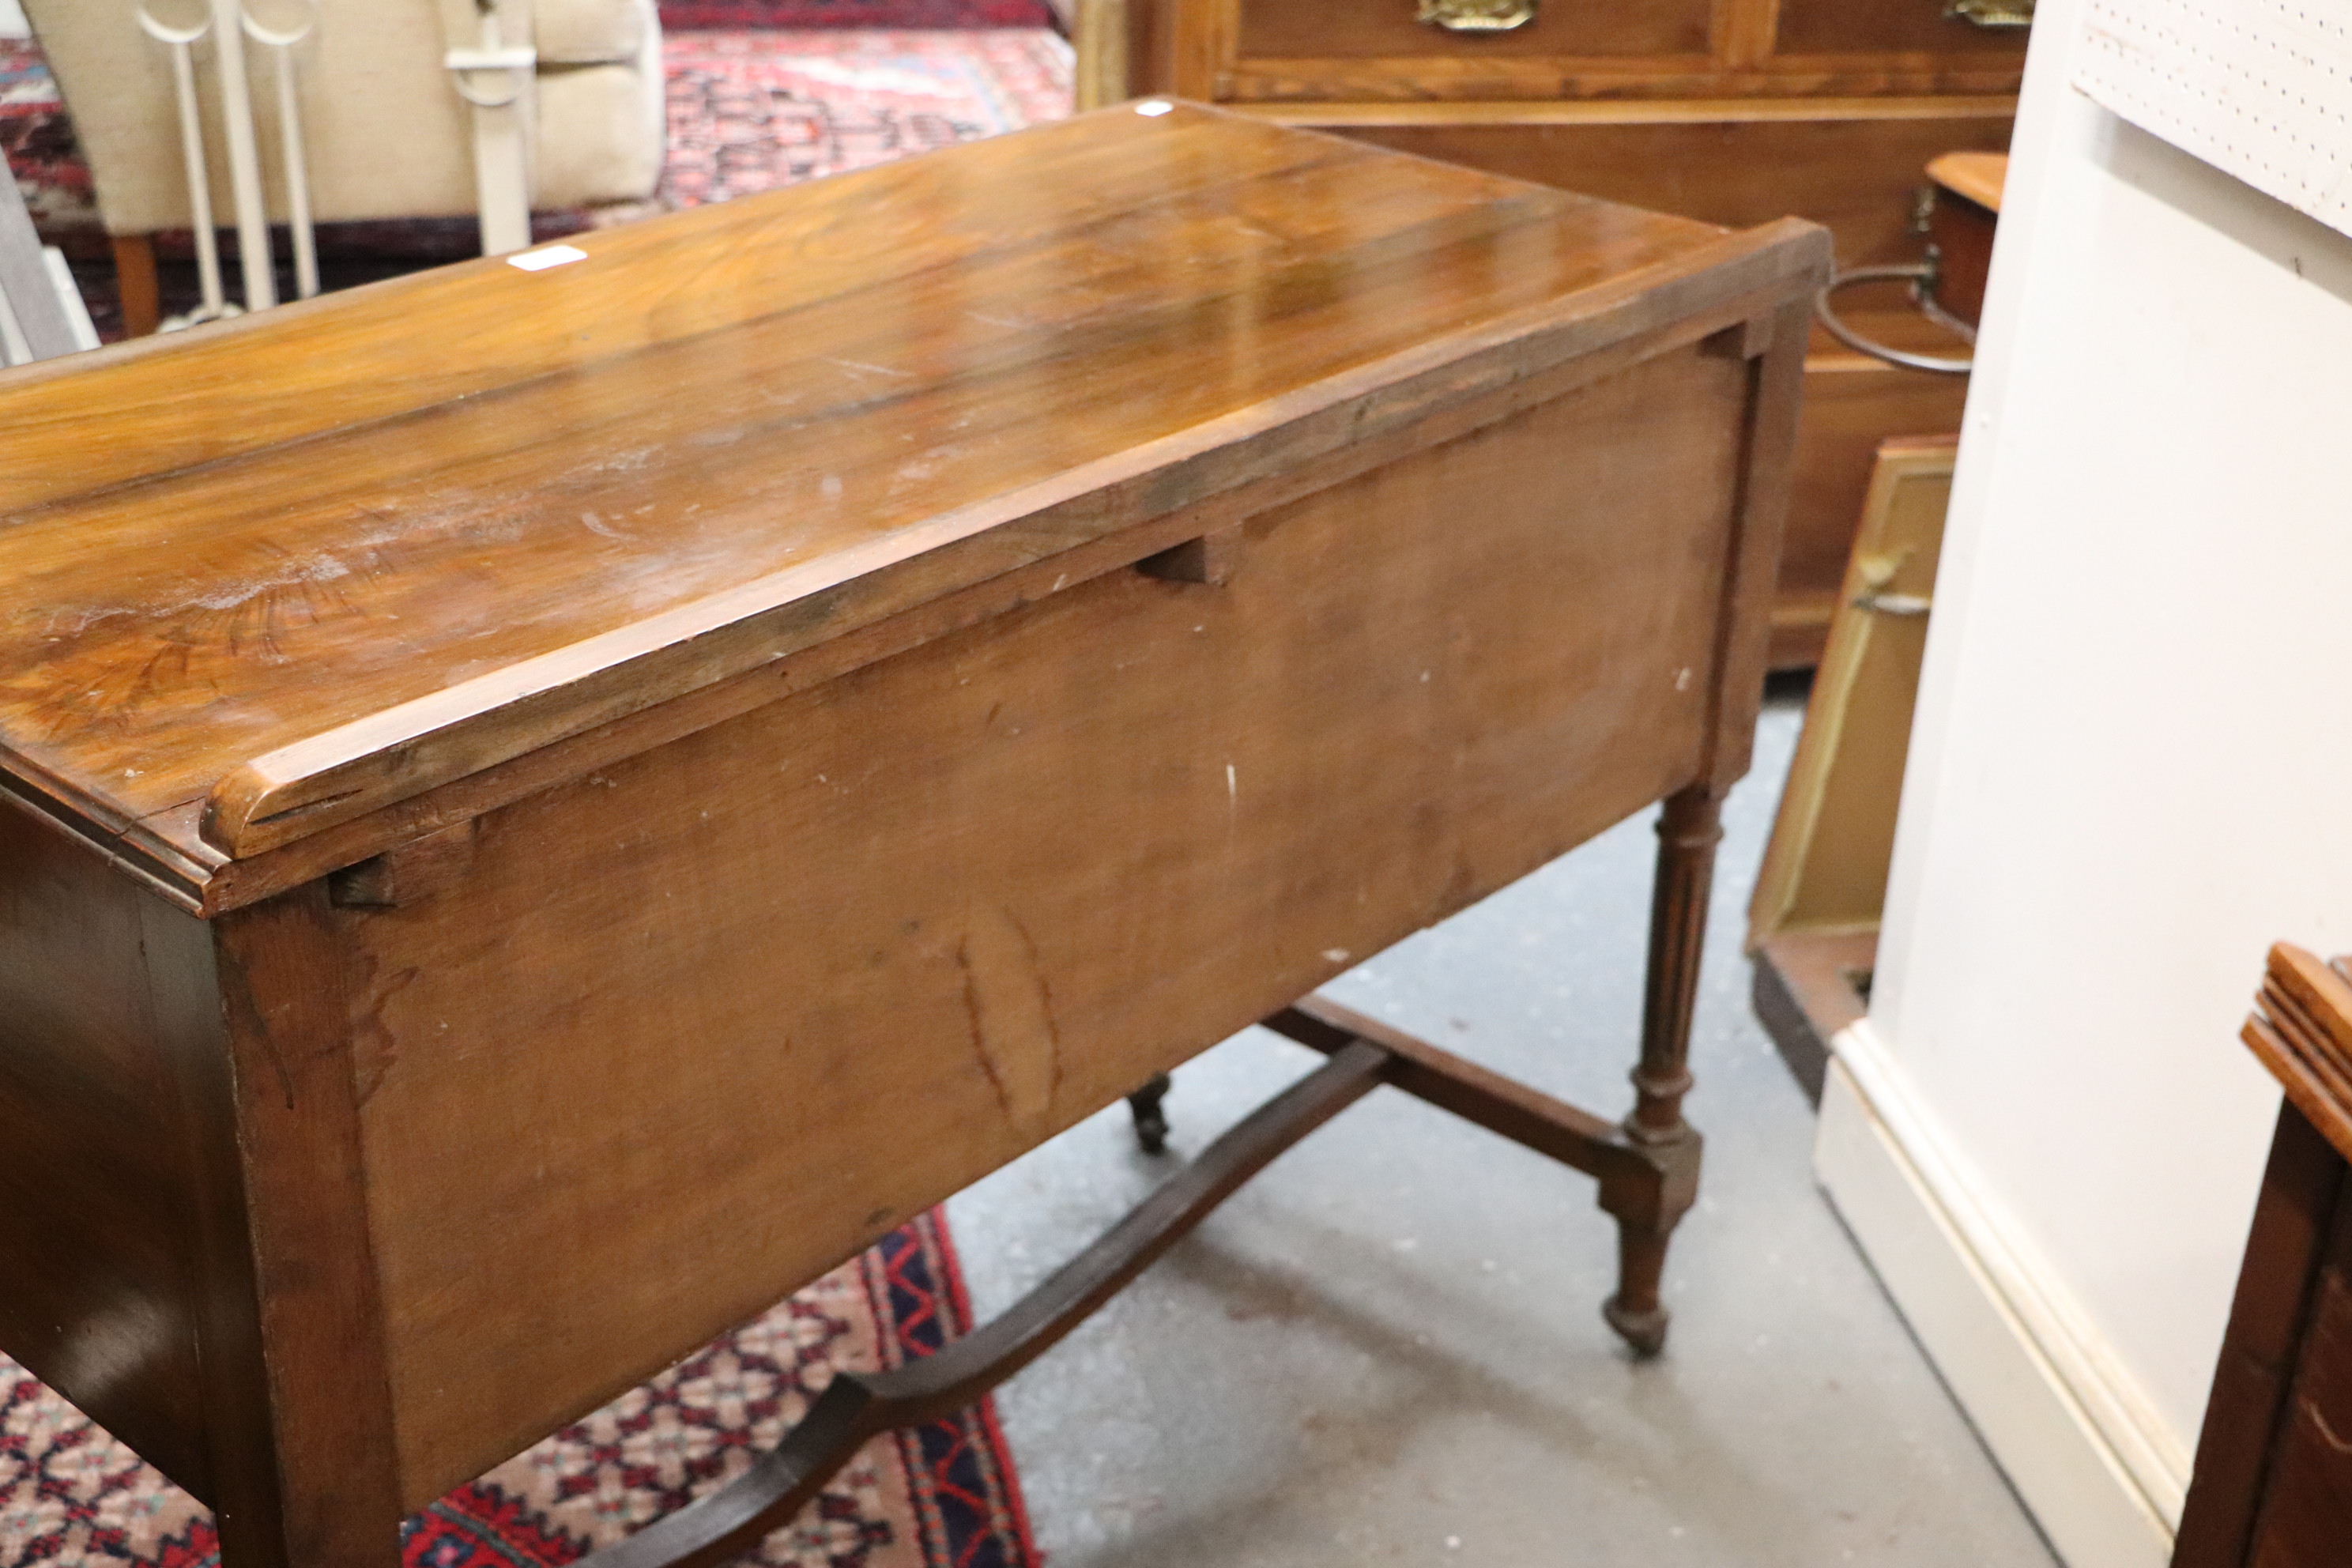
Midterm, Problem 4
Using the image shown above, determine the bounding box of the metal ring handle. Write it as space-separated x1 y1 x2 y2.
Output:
1915 288 1981 347
1815 262 1975 375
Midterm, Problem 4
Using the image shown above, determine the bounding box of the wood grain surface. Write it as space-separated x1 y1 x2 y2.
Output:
1332 112 2013 270
1131 0 2027 103
0 805 213 1497
2174 1100 2343 1568
1238 0 1714 60
0 103 1828 1555
1773 0 2033 59
0 103 1824 898
1926 153 2006 328
352 345 1752 1502
2249 947 2352 1167
1928 149 2010 213
1187 10 2026 105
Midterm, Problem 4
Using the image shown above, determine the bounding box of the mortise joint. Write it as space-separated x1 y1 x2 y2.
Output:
1703 315 1777 360
329 820 479 909
1136 528 1240 586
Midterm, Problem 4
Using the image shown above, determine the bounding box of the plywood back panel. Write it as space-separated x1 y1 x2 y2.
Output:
345 345 1747 1506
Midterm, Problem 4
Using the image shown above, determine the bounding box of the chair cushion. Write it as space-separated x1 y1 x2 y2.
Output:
537 0 657 66
537 58 666 207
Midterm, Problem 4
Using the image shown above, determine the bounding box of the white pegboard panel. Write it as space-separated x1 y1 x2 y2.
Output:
2077 0 2352 236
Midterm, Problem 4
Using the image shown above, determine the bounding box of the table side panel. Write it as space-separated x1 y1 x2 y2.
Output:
0 806 214 1497
341 345 1748 1505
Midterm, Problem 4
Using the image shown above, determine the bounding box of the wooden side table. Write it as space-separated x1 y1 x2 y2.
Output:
0 104 1827 1567
2176 945 2352 1567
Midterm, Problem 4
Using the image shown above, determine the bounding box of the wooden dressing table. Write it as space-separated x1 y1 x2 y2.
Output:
0 104 1826 1566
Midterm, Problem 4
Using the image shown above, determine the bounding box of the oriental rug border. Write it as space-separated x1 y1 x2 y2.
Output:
0 1209 1037 1568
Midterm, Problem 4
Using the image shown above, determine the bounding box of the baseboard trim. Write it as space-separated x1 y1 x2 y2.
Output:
1816 1023 2183 1568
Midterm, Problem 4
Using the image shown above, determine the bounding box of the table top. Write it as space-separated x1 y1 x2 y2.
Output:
0 101 1819 903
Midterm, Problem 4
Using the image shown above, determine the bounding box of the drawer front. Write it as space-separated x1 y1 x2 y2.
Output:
1336 113 2014 269
1239 0 1713 61
1163 0 2029 100
1776 0 2034 59
349 346 1751 1506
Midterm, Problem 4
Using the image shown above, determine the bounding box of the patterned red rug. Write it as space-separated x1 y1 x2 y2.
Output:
0 36 93 238
1 1211 1038 1568
662 29 1071 204
659 2 1054 26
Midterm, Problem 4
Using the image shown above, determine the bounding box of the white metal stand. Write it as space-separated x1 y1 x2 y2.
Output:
136 0 319 328
0 153 97 364
445 0 537 257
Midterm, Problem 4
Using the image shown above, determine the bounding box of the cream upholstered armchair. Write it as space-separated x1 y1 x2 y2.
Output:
25 0 665 334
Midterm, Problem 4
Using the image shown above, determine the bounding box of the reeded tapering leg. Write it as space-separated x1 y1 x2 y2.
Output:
1127 1072 1172 1155
1600 785 1723 1355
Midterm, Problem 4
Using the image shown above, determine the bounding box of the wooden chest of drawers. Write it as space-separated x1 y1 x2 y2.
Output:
1107 0 2022 665
2179 945 2352 1567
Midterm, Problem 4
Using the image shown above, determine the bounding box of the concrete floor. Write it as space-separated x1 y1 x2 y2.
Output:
945 688 2061 1568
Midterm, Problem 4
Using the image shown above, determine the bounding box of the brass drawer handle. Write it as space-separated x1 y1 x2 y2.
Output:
1418 0 1537 33
1944 0 2034 27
